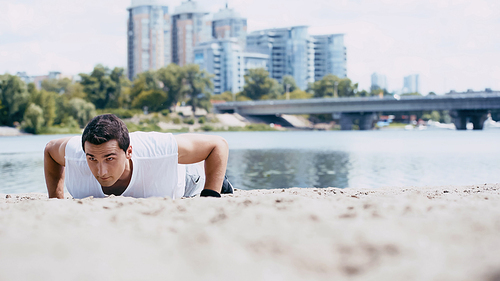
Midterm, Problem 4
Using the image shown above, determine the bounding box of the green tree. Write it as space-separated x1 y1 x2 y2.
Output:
282 75 299 93
358 89 371 97
79 65 127 109
369 86 390 97
53 95 67 126
33 78 88 128
430 110 441 121
182 64 213 113
29 89 57 127
27 82 37 96
241 68 281 100
22 103 44 134
211 91 235 102
53 81 91 126
0 74 30 125
277 89 313 100
130 71 159 100
130 71 169 112
41 79 59 93
233 92 252 101
131 89 168 112
64 82 87 100
312 74 336 98
422 110 441 121
108 67 128 108
157 64 184 108
41 78 72 94
119 86 132 109
338 78 359 97
312 74 359 98
401 92 422 96
68 98 97 128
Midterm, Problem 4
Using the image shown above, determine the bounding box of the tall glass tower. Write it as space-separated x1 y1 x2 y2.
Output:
127 0 170 81
403 74 419 94
171 0 211 66
313 34 346 80
212 4 247 50
371 72 387 91
246 26 315 90
194 38 245 95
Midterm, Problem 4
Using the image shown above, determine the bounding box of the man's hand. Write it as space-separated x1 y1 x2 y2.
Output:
174 134 229 194
44 137 71 199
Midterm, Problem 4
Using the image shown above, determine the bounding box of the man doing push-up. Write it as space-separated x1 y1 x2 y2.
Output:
44 114 233 199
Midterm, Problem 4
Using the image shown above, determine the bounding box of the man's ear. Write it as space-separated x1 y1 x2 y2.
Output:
126 145 132 159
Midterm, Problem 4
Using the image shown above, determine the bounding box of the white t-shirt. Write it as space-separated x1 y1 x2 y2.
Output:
64 132 186 199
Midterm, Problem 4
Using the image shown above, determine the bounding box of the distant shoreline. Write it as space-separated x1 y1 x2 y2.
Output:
0 126 25 136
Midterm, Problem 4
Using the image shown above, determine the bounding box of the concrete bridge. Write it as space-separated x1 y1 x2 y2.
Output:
213 91 500 130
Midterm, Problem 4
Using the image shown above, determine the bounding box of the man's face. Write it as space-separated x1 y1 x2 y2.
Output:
84 140 132 187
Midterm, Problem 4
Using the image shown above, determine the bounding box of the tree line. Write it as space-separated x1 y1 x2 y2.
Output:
0 64 213 133
0 63 385 134
213 68 379 102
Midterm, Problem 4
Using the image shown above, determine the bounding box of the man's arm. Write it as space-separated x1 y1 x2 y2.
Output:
174 134 228 194
44 137 71 199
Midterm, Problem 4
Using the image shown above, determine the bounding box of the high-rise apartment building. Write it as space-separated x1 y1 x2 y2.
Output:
171 0 211 67
126 1 347 95
246 26 315 90
371 72 387 91
242 52 269 73
16 71 74 89
194 38 244 95
403 74 419 94
313 34 346 80
194 37 270 95
212 5 247 50
127 0 171 81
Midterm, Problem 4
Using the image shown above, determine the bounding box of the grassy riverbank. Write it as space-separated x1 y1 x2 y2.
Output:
0 112 281 136
122 112 280 133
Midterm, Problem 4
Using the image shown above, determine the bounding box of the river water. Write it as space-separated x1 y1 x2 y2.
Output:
1 130 500 194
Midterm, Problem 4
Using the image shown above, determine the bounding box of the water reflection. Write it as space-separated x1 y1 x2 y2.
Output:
227 149 350 190
2 131 500 194
0 152 45 194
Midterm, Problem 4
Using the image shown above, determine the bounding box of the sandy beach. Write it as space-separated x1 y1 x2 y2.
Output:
1 184 499 281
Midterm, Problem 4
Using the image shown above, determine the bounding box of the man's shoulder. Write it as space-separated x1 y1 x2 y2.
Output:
45 136 77 165
130 131 174 138
130 131 175 145
64 135 85 159
130 131 177 157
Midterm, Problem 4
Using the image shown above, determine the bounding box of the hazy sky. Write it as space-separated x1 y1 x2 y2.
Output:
1 0 499 94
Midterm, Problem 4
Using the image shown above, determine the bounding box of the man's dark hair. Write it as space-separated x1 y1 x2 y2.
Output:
82 114 130 152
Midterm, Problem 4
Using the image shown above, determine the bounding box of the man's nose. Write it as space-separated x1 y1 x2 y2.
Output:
98 162 108 176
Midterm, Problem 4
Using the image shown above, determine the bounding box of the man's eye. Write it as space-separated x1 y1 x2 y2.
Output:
88 157 96 161
107 157 114 161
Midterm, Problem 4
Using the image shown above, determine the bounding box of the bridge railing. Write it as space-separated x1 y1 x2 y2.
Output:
212 92 500 130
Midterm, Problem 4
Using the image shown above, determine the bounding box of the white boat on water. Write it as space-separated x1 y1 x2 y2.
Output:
404 124 414 130
395 118 497 131
483 116 500 130
426 120 456 130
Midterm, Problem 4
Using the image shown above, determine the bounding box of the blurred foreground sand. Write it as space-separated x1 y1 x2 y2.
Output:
1 184 500 281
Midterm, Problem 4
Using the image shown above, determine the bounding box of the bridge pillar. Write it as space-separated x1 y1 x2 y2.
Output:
340 113 355 130
359 113 378 130
340 112 377 130
450 110 488 130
